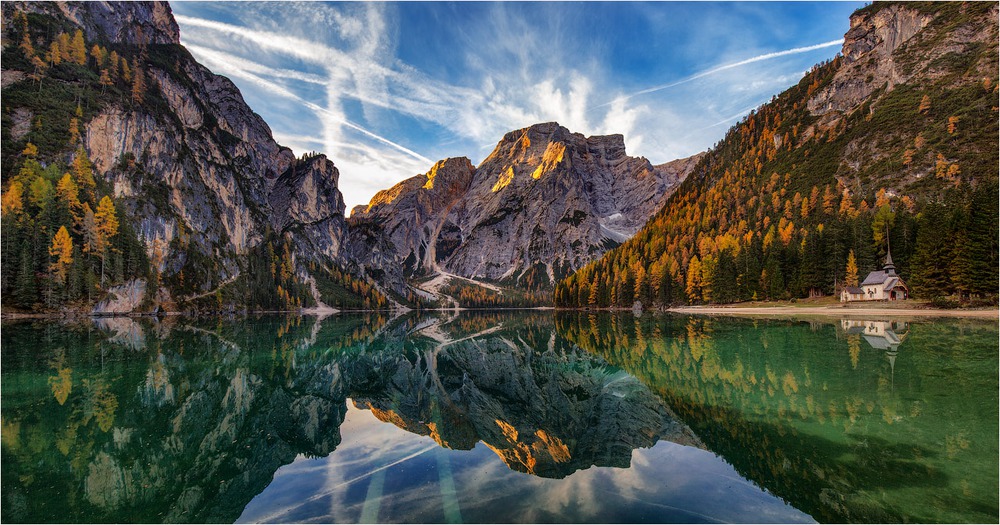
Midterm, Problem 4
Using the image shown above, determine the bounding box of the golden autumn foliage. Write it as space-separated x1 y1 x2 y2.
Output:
49 226 74 283
2 181 25 216
94 196 119 249
845 250 859 287
557 40 998 308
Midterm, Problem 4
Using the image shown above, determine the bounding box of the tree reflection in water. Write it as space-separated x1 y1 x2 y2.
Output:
556 312 998 523
1 312 996 523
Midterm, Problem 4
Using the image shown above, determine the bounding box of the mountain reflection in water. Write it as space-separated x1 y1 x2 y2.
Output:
556 313 998 524
1 312 996 523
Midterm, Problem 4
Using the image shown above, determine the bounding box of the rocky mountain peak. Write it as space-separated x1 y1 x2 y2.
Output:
483 122 628 169
499 121 568 145
349 121 702 291
8 1 180 46
475 122 637 194
270 154 347 263
422 157 475 191
348 156 477 279
810 2 995 118
480 122 571 173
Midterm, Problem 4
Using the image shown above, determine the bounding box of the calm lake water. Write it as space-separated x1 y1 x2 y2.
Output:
1 312 997 523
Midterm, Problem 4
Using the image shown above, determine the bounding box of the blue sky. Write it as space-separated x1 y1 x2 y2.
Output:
169 1 865 212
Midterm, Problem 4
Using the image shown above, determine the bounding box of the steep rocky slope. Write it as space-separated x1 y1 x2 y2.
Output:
1 2 696 312
351 122 701 289
1 1 377 311
557 1 998 307
347 157 475 281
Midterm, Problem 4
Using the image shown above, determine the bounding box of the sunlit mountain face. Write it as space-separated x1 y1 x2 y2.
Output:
2 312 996 523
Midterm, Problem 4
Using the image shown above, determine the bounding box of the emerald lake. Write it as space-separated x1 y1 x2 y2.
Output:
1 312 997 523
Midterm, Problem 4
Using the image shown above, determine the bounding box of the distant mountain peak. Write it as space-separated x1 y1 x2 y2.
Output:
352 122 702 289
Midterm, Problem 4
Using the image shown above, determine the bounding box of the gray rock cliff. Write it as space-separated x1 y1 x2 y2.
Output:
352 122 703 288
3 1 354 307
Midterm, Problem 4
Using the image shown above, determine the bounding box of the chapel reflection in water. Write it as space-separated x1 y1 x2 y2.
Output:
554 312 997 524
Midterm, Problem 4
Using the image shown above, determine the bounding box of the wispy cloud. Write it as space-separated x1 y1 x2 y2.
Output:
171 3 855 211
177 11 434 167
597 39 843 108
186 45 327 85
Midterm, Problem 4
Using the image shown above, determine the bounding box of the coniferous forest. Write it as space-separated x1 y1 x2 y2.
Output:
556 3 999 308
2 2 997 313
1 9 392 312
2 11 153 310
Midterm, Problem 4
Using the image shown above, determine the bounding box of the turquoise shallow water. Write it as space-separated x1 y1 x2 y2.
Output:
1 312 996 523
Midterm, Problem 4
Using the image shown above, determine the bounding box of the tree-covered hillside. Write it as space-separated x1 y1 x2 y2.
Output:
2 10 154 310
1 4 394 313
556 2 998 308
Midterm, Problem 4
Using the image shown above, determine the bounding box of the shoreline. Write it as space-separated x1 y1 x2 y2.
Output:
667 305 999 319
3 305 997 321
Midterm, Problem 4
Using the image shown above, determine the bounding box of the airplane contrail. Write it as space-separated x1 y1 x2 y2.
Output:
596 39 843 108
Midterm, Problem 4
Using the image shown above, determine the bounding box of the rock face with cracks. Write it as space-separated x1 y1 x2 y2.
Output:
2 2 705 308
3 1 357 306
352 122 702 288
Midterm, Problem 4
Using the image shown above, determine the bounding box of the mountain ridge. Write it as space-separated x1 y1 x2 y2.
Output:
350 121 702 294
3 1 995 314
1 0 390 312
556 1 998 308
1 1 697 312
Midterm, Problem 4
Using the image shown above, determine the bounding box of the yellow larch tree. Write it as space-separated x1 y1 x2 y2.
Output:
845 250 859 287
69 30 87 64
56 173 83 225
49 226 74 284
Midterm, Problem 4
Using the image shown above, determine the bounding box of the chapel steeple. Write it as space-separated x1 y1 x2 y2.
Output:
883 248 895 276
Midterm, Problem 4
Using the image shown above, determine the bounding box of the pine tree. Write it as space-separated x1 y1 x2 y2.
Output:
910 203 953 298
27 176 54 212
918 94 931 114
952 184 999 298
685 256 702 303
55 173 83 227
109 50 120 77
90 44 105 67
81 203 99 255
99 68 112 93
48 40 62 65
95 195 120 240
67 245 84 301
72 147 97 202
872 204 895 253
68 117 81 145
2 181 25 217
18 12 34 57
587 274 600 306
712 249 738 303
56 32 71 62
120 57 131 82
15 241 37 307
2 182 26 280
